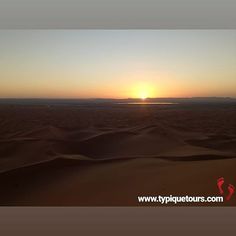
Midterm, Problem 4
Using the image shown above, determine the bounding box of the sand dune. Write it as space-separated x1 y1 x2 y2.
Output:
0 155 236 206
0 103 235 205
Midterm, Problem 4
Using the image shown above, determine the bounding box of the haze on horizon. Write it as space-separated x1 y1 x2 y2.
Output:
0 30 236 99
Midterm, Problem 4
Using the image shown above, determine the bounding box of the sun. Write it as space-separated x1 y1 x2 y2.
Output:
140 91 148 100
130 82 156 100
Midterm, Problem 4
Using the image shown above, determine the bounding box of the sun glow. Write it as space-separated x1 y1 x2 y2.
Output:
140 91 148 100
131 83 156 100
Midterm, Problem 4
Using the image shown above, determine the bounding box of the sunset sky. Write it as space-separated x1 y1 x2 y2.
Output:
0 30 235 99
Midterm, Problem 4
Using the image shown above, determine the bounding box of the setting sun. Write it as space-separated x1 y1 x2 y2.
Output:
140 91 148 100
131 83 156 99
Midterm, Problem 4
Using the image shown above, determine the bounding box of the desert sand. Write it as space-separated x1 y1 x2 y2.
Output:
0 101 235 206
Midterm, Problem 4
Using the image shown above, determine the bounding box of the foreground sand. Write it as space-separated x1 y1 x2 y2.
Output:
0 103 235 206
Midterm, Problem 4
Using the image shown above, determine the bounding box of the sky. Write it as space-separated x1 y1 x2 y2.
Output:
0 30 235 99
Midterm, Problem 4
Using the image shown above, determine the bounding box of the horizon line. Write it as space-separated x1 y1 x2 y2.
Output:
0 96 235 100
